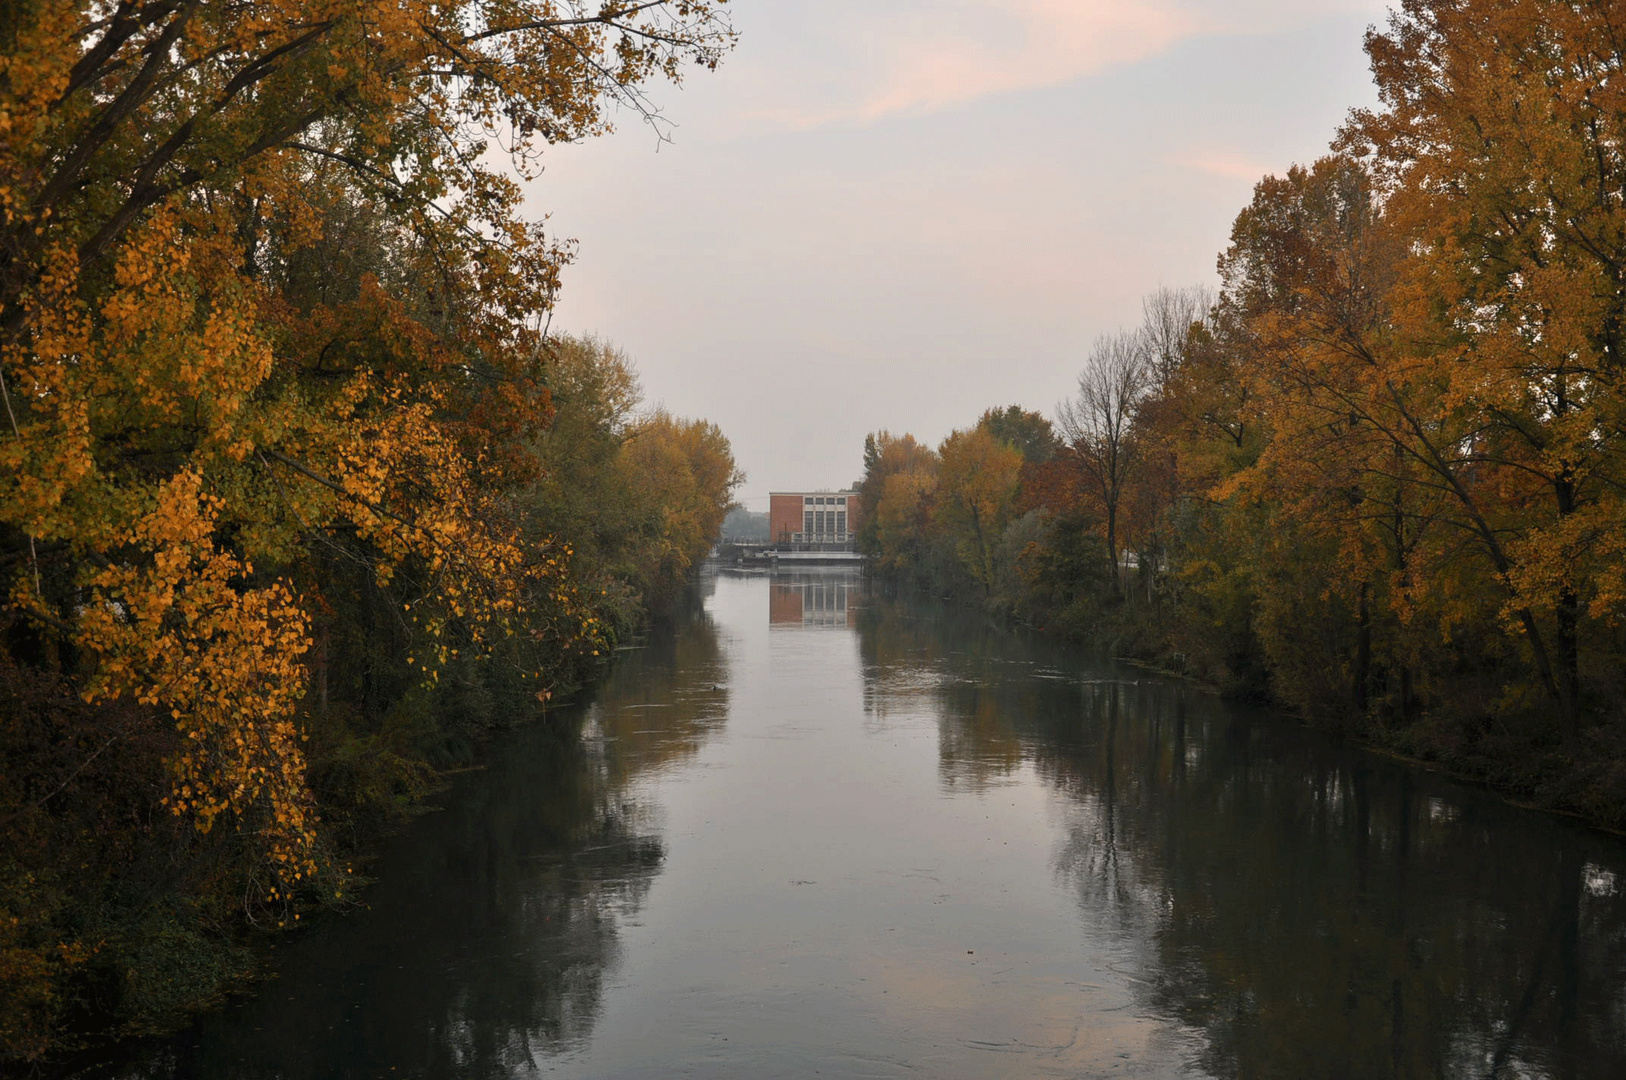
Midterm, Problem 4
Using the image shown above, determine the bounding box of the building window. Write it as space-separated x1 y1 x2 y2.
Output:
836 511 846 534
805 496 813 505
804 511 813 534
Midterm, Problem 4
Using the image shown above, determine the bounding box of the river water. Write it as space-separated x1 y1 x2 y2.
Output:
115 567 1626 1079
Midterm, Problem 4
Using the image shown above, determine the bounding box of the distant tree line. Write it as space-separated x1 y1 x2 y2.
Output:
721 508 771 542
859 0 1626 829
0 1 738 1064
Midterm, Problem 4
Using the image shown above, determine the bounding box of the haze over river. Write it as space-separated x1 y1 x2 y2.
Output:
116 568 1626 1078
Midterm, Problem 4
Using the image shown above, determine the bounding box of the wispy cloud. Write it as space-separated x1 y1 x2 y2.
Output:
727 0 1385 133
1170 149 1278 181
851 1 1194 122
738 0 1196 130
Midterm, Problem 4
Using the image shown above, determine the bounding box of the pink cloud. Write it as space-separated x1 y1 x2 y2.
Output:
1170 150 1276 182
733 0 1386 132
855 1 1194 121
740 0 1196 130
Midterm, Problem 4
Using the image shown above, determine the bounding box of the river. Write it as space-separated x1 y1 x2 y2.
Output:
110 566 1626 1079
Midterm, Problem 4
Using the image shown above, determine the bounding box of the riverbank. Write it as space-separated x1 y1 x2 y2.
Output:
1009 592 1626 836
7 592 723 1079
855 406 1626 840
849 4 1626 849
3 525 735 1072
1107 636 1626 837
1 656 579 1077
0 3 740 1067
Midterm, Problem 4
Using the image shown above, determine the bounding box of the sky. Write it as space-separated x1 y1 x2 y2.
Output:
525 0 1393 511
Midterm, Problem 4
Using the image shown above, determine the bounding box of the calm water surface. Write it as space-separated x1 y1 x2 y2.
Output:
116 567 1626 1078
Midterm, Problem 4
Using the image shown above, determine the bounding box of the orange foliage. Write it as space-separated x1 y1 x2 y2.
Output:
0 1 733 894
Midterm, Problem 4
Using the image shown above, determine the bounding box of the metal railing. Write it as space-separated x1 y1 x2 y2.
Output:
780 532 857 552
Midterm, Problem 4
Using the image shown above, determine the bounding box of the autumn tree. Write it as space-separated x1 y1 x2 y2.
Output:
1337 0 1626 747
1141 286 1213 392
524 335 645 622
0 0 731 860
872 469 940 577
859 432 941 576
844 0 1626 826
935 427 1024 596
616 410 743 612
858 431 939 556
1210 156 1441 717
1119 286 1214 600
1056 332 1153 596
0 2 734 1058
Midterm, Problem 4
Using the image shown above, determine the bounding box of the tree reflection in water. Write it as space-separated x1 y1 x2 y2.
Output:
857 588 1626 1080
106 581 729 1080
105 576 1626 1080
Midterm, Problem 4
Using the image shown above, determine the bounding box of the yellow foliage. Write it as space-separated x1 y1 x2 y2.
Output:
0 1 734 895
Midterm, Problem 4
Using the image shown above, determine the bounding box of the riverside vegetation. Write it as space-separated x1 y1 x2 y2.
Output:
860 1 1626 834
0 0 740 1065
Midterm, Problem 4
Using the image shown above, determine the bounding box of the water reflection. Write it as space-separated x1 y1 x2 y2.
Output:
590 585 731 788
103 572 1626 1079
768 568 860 629
106 581 729 1080
858 587 1626 1079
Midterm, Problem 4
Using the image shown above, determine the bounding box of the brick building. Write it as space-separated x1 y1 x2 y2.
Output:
768 490 861 550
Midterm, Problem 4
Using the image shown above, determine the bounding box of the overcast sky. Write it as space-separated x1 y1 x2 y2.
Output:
526 0 1392 511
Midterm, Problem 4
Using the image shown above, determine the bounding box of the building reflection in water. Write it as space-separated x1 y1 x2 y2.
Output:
768 569 860 629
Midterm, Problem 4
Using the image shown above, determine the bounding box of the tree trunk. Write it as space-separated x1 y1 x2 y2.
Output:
1390 450 1411 725
1105 494 1120 597
1553 471 1581 752
1354 581 1371 716
316 621 330 721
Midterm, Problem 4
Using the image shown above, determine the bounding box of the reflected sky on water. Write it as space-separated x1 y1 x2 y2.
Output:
107 568 1626 1079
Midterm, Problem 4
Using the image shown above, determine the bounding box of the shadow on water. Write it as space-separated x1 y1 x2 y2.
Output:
856 587 1626 1080
100 580 729 1080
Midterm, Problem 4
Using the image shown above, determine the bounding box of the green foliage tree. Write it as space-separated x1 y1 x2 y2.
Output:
978 405 1060 464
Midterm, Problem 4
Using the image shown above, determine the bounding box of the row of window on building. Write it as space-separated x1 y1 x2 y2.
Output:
804 510 848 536
805 494 848 537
